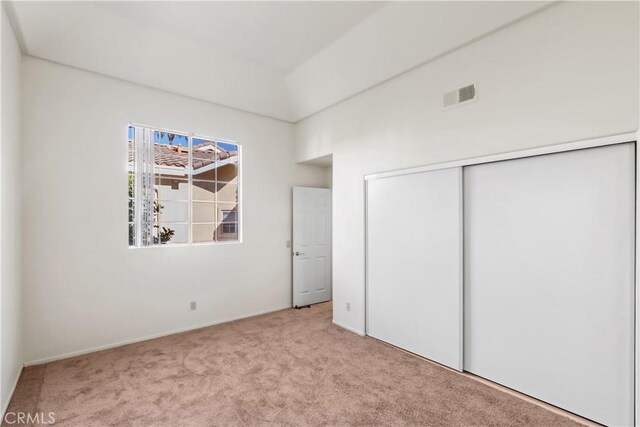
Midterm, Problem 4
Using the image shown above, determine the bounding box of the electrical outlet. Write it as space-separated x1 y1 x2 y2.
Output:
190 301 197 311
346 302 351 312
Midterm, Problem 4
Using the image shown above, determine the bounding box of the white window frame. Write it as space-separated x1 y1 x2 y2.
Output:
128 122 243 247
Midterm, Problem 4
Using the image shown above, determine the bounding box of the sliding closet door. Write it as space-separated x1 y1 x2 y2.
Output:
367 168 462 370
464 143 635 426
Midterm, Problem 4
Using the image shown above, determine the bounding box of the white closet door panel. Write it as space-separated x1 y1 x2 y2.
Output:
464 143 635 426
367 168 462 370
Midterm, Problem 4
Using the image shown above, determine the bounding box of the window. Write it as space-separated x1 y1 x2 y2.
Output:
128 124 241 247
220 210 238 234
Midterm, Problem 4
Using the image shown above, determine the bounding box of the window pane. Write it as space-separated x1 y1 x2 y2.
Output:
192 137 218 181
154 131 188 181
156 200 188 223
216 203 239 242
192 202 216 223
217 142 238 183
192 180 216 202
151 130 188 246
217 141 238 152
217 203 239 221
215 222 238 241
222 222 237 234
221 210 237 222
216 164 238 183
129 222 136 246
216 182 238 204
128 126 135 173
128 127 136 247
157 177 188 201
157 223 188 244
128 198 135 221
128 171 135 198
192 223 216 243
135 127 156 246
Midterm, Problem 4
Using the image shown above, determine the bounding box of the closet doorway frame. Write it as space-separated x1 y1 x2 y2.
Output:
363 131 639 425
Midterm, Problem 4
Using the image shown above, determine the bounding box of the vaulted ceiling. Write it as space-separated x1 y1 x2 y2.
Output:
6 1 551 122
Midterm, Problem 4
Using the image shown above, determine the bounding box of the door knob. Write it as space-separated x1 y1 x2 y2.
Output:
294 251 304 256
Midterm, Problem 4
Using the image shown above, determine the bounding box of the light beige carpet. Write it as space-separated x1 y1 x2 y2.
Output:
5 303 583 426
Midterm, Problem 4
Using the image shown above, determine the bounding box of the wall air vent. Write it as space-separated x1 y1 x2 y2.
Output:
443 83 477 109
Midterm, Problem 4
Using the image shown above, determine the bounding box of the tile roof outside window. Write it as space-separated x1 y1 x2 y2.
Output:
128 140 238 170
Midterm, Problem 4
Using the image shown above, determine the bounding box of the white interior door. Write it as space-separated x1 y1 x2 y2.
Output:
367 168 463 371
292 187 332 307
463 143 635 426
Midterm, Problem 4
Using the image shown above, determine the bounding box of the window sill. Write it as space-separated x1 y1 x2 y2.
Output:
128 240 242 249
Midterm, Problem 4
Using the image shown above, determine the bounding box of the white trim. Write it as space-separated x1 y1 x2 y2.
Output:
364 179 368 336
636 134 639 427
1 366 23 419
129 122 189 138
365 132 638 181
188 134 193 244
332 320 365 337
127 240 242 250
456 166 464 373
133 126 142 246
24 305 291 366
237 143 244 243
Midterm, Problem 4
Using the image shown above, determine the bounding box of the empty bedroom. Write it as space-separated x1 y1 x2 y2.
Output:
0 1 638 426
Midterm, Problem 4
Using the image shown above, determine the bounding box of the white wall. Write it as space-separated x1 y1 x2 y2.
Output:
324 166 332 189
21 57 327 364
286 1 549 121
295 1 639 334
10 1 293 121
10 2 551 123
1 5 23 415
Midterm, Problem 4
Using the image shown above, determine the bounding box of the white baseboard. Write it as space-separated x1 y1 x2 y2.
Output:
1 365 23 419
332 319 365 336
25 305 291 366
